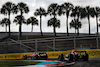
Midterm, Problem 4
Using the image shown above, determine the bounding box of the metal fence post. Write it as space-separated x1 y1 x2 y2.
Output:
53 38 55 51
18 32 19 40
74 36 76 49
7 39 9 53
20 41 21 52
96 35 99 49
74 30 77 49
35 39 38 52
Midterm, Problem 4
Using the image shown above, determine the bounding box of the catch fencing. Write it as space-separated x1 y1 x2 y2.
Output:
0 35 100 53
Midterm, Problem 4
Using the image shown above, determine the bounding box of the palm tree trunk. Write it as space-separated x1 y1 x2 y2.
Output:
40 16 43 36
8 13 11 36
66 17 69 36
20 11 23 36
53 25 56 36
88 16 90 35
77 17 79 36
31 25 33 32
19 24 22 36
54 15 56 36
75 29 77 36
77 29 79 35
96 16 98 34
66 12 69 36
77 28 79 35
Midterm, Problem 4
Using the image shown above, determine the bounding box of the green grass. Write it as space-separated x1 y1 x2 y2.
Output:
0 60 40 67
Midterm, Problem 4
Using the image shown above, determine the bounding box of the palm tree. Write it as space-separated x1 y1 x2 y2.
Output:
17 2 29 36
70 8 76 19
13 15 26 36
17 2 29 16
70 19 82 35
70 6 82 35
27 17 38 32
91 7 100 34
0 18 10 33
48 18 60 36
59 2 73 36
34 7 46 36
1 2 18 36
48 3 59 36
81 6 93 35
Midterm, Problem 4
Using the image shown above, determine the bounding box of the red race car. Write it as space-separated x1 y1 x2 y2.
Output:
22 52 48 60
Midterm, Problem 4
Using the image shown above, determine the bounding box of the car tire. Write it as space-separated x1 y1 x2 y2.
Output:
58 54 64 61
69 54 74 61
44 55 48 60
75 54 78 61
33 55 39 60
22 55 27 60
83 54 88 61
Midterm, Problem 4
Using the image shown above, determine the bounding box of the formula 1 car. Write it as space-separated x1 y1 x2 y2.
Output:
58 50 89 61
22 52 48 60
68 50 89 61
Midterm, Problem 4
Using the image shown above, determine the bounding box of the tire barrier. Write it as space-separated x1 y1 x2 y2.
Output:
0 49 100 60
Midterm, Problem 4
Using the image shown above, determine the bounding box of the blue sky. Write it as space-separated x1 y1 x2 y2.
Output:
0 0 100 33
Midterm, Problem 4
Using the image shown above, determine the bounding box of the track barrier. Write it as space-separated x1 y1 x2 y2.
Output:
75 49 100 57
0 49 100 60
0 53 33 60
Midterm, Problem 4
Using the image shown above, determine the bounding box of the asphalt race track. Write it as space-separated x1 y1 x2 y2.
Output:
66 57 100 67
15 57 100 67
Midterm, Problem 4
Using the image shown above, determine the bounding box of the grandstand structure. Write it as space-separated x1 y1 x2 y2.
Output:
0 32 100 53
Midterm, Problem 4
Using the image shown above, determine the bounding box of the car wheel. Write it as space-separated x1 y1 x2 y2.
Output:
58 54 64 61
69 54 74 61
45 54 48 60
22 55 27 60
34 55 39 60
83 54 88 61
44 55 48 60
75 54 78 61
